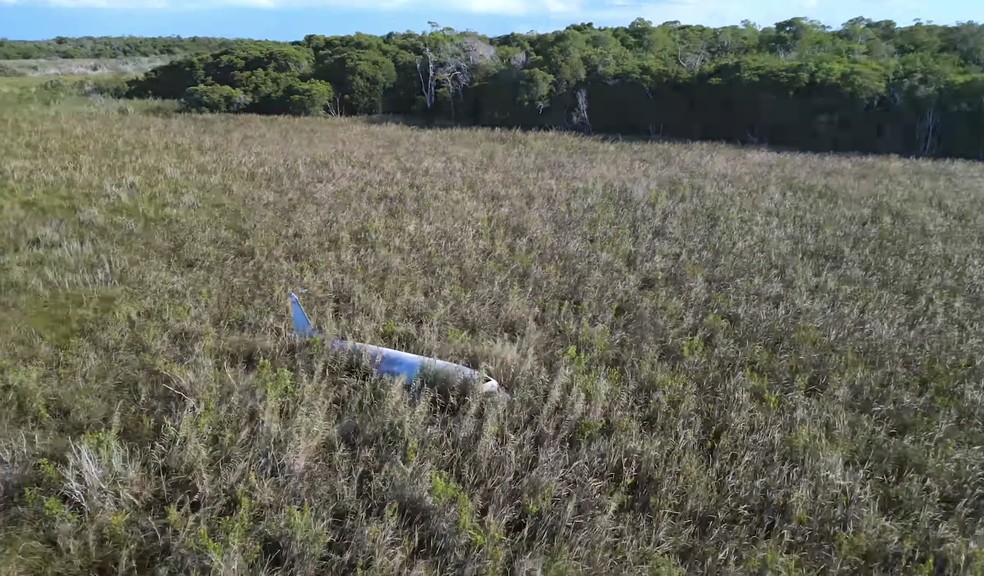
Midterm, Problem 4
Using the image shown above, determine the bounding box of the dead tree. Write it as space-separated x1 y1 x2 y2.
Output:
917 101 940 156
416 34 489 122
571 87 592 134
678 43 708 72
416 47 437 111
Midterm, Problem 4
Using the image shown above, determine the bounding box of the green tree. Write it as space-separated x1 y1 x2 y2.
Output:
518 68 555 113
126 54 208 100
315 50 396 115
284 79 335 116
124 15 984 159
181 84 252 113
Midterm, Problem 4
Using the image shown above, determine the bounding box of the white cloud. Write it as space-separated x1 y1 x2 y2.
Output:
1 0 584 9
0 0 957 28
544 0 943 28
0 0 593 11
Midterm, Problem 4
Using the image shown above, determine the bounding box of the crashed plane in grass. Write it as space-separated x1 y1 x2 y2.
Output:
289 292 503 396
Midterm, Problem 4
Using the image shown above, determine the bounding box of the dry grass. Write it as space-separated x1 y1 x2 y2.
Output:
1 89 984 575
0 57 172 77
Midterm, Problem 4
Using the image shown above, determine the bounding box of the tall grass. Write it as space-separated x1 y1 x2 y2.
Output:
1 90 983 575
0 57 173 77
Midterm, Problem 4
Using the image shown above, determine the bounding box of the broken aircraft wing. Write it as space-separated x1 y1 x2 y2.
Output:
289 292 502 395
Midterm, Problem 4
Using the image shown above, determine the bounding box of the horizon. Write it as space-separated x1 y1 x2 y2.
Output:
1 1 980 43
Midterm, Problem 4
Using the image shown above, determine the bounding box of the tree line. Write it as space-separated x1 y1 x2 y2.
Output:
126 19 984 159
0 36 245 60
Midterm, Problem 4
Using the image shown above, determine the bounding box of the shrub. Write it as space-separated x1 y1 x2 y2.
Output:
126 54 207 100
284 79 335 116
181 83 251 113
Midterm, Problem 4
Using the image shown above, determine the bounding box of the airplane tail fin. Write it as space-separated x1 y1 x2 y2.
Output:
289 291 320 338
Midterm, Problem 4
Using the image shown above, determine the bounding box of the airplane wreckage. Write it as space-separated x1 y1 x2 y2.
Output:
289 292 505 397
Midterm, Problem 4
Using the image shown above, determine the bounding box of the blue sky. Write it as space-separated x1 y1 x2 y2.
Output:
1 0 979 41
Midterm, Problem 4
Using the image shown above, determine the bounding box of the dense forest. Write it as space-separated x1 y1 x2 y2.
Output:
0 35 244 59
19 19 984 159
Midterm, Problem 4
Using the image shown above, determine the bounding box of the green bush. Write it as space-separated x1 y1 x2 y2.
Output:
126 55 207 100
284 79 335 116
181 83 251 113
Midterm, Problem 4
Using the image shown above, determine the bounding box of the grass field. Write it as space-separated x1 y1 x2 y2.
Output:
0 57 171 77
2 79 984 575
